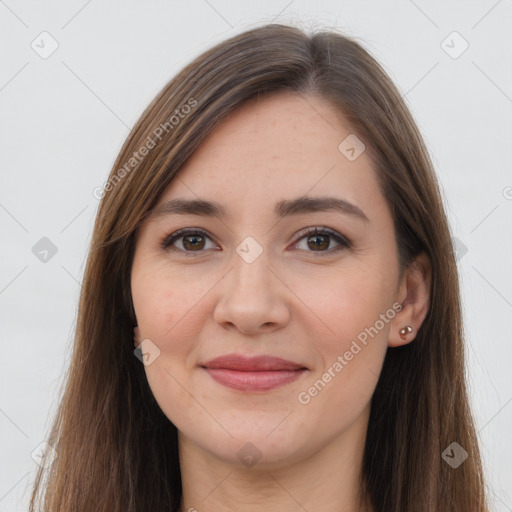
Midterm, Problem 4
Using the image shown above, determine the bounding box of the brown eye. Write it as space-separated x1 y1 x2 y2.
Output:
181 233 206 251
294 227 351 254
306 234 330 251
161 229 217 254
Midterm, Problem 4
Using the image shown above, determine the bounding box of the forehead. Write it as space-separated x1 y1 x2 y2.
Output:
156 92 385 222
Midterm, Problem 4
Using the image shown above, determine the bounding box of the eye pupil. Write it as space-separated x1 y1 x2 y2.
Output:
308 234 329 250
183 235 205 250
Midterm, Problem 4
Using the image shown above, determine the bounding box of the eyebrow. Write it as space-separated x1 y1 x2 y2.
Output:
148 195 369 222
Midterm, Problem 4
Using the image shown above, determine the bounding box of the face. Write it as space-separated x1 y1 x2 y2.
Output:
130 92 402 469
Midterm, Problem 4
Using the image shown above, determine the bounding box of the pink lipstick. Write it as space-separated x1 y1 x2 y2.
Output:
200 354 307 391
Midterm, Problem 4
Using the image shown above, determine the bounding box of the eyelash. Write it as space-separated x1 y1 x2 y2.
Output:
160 226 352 257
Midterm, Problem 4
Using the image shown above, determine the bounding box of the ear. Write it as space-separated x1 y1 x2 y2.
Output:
389 252 431 347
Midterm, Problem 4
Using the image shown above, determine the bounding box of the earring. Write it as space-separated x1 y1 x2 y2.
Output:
399 325 413 340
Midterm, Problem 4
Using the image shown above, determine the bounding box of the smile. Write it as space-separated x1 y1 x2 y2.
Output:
200 354 309 391
202 367 307 391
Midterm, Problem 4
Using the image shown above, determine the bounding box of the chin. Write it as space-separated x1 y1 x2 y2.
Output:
180 421 317 470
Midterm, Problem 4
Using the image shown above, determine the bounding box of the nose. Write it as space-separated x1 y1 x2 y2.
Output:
212 247 291 335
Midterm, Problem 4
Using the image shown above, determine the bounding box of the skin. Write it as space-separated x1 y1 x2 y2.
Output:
130 91 431 512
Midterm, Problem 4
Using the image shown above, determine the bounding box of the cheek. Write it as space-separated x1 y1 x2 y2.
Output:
131 263 212 429
287 258 396 352
131 255 210 344
288 261 395 422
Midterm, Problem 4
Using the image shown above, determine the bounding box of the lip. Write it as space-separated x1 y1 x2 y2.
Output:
202 354 306 371
200 354 308 391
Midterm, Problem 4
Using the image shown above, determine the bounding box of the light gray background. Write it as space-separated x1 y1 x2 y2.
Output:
1 1 511 510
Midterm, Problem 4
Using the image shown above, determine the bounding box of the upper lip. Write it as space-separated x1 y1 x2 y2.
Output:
201 354 307 371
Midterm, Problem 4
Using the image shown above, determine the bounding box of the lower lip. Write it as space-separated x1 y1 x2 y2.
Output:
203 368 307 391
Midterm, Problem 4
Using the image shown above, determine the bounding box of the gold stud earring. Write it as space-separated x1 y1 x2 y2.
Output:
399 325 413 340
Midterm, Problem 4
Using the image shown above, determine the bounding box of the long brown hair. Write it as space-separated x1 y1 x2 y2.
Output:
30 23 488 512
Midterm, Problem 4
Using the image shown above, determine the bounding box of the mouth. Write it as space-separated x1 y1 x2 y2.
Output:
200 354 308 392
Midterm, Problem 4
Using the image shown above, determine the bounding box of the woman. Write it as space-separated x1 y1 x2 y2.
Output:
30 23 488 512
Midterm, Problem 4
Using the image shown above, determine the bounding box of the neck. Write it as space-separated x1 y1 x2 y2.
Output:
178 406 373 512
